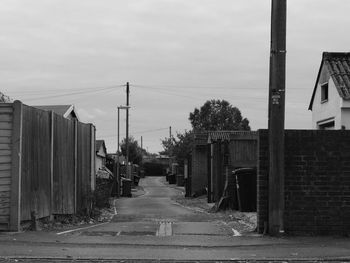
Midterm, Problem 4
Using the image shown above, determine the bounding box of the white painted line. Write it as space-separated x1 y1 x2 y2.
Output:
232 228 242 237
156 221 173 236
165 222 172 236
56 222 109 236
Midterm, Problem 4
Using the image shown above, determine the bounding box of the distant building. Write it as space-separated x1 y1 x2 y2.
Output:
95 140 107 171
309 52 350 129
33 105 80 121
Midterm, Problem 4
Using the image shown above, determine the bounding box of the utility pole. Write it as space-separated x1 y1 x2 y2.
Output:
169 126 172 139
126 82 130 179
141 136 143 150
116 107 120 197
268 0 287 236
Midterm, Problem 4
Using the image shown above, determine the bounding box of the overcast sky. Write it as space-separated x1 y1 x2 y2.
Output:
2 0 350 153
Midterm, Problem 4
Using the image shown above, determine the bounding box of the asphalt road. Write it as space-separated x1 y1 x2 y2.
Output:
109 176 233 236
0 176 350 262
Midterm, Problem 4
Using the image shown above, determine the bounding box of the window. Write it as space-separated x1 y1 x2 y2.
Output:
321 82 328 102
317 118 335 130
318 121 334 130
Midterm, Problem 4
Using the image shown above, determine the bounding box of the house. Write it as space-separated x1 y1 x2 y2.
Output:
33 105 80 121
96 140 107 171
309 52 350 129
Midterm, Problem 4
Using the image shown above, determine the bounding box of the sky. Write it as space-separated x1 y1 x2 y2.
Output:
1 0 350 153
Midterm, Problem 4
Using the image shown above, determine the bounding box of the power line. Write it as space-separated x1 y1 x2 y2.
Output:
98 127 169 139
7 84 125 95
132 84 305 90
21 85 123 102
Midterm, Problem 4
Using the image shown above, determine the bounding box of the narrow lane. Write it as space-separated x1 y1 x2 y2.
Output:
104 176 233 237
1 178 350 261
113 176 199 222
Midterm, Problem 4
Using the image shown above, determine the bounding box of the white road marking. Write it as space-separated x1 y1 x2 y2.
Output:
156 221 173 236
56 222 109 235
232 228 242 236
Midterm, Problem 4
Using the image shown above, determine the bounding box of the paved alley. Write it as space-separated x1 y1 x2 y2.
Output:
0 176 350 262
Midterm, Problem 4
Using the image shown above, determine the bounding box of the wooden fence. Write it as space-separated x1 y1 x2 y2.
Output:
207 131 258 202
0 101 95 231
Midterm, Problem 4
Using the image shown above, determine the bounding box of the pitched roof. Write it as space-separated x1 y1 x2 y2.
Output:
33 105 79 120
309 52 350 110
95 140 107 156
96 140 105 150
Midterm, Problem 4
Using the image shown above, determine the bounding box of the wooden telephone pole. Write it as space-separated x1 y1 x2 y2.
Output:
268 0 287 235
126 82 130 178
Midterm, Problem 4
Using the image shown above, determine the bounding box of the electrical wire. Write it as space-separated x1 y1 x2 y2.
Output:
20 85 124 102
98 127 169 139
7 84 126 95
132 84 305 90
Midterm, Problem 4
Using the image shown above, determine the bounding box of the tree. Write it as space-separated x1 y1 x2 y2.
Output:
159 137 175 156
160 130 193 166
120 136 145 165
189 99 250 131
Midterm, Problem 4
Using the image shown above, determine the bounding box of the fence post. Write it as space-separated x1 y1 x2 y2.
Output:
10 101 23 231
74 120 78 213
49 111 54 220
90 125 96 192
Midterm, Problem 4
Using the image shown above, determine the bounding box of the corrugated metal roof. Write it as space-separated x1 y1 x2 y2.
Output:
309 52 350 110
193 132 208 146
208 131 257 143
207 131 231 142
194 130 257 145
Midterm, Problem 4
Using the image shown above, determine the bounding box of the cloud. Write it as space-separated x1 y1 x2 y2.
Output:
1 0 350 152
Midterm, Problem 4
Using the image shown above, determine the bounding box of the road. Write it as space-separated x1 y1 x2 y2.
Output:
110 176 233 237
0 176 350 262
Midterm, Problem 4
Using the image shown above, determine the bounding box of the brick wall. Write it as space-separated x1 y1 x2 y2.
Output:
258 129 350 235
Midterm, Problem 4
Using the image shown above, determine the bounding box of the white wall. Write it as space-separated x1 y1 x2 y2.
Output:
312 66 342 129
96 156 103 171
340 108 350 129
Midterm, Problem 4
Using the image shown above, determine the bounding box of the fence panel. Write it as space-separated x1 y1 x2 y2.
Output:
0 104 13 230
20 105 51 221
229 139 257 168
76 122 92 213
53 114 75 214
2 101 96 230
